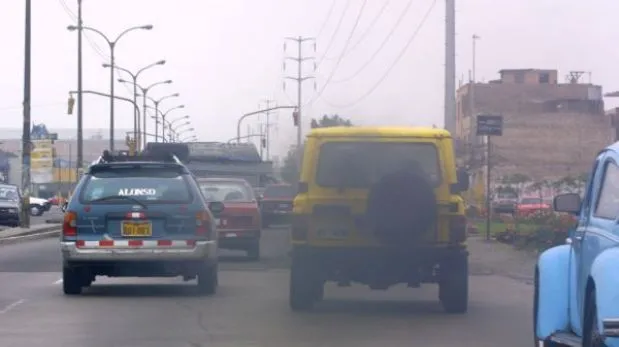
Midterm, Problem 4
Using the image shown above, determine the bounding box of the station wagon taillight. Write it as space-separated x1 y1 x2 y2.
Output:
196 210 212 239
63 211 77 236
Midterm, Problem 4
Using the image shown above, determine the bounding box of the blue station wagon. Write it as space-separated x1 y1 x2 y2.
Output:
60 150 224 295
535 143 619 347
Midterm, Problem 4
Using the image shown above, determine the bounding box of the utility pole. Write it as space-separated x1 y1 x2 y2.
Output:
21 0 32 228
76 0 83 174
444 0 456 135
284 36 315 167
260 99 277 160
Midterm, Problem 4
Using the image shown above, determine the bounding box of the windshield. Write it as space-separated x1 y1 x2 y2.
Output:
0 186 19 202
263 185 295 199
315 142 441 188
80 168 192 204
199 181 254 202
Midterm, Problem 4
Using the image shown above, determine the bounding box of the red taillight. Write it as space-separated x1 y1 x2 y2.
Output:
196 210 212 238
63 211 77 236
450 215 467 243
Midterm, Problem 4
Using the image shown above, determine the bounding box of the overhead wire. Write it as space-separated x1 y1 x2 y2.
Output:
314 0 354 69
315 0 338 39
307 0 369 106
330 0 415 84
322 0 391 61
320 0 438 109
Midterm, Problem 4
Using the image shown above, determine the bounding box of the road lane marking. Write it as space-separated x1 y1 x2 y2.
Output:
53 279 63 284
0 299 25 314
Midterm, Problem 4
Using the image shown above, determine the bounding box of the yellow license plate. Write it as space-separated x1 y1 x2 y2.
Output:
121 222 152 237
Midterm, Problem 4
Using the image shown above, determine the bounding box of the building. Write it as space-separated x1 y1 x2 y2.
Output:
455 69 613 184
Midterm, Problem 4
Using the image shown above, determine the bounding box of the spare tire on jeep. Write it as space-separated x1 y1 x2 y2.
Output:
365 163 438 246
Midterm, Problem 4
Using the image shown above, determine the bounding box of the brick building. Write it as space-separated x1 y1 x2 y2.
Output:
455 69 613 183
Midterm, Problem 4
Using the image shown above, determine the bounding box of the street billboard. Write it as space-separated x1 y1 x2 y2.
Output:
31 140 54 183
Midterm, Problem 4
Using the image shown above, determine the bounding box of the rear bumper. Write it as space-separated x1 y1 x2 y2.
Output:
60 240 217 262
218 229 260 250
604 318 619 337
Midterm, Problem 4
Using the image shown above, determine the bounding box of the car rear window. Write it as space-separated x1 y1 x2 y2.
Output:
315 141 441 188
263 185 295 198
199 181 254 202
80 167 192 204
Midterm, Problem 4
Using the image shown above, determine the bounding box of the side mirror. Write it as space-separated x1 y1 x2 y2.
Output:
208 201 225 216
60 202 68 212
452 169 470 193
553 193 581 214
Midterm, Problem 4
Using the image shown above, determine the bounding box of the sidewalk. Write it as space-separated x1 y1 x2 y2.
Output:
468 235 538 284
0 223 61 245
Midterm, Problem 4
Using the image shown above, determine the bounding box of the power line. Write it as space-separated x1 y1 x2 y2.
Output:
320 0 438 109
330 0 414 84
307 0 369 106
315 0 338 39
314 0 353 69
322 0 391 61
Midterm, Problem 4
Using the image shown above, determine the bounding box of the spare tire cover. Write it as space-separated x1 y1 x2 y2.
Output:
365 170 438 246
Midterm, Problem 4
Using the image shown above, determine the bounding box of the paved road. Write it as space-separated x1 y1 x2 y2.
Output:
0 227 533 347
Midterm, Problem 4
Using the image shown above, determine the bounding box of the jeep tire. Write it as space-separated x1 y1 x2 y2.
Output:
289 254 320 311
197 264 218 295
439 254 469 314
63 266 83 295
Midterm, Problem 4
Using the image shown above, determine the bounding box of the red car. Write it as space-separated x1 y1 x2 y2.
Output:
198 178 262 260
515 197 552 217
260 183 295 227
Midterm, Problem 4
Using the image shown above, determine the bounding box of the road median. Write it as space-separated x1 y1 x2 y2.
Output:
0 223 61 245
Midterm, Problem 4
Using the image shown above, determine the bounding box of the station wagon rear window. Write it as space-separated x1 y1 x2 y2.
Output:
80 167 192 203
315 142 441 188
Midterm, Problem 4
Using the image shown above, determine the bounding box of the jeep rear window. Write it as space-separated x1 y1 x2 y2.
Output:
263 185 295 198
80 167 192 204
315 142 441 188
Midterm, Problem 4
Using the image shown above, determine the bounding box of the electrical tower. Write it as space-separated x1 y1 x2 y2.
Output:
283 36 315 164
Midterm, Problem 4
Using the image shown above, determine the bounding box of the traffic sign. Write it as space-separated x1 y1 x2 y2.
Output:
476 114 503 136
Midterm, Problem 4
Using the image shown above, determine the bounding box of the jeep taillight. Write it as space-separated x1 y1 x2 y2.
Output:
63 211 77 237
196 210 211 239
450 215 467 243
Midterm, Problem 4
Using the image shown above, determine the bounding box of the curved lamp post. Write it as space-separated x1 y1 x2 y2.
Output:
103 60 165 142
157 106 185 141
119 79 172 148
144 93 180 142
67 24 153 151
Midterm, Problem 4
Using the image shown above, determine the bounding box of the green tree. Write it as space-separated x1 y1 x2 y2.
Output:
279 115 353 184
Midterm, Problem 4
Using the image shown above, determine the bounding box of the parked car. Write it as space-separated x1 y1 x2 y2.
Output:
60 150 224 295
535 145 619 346
260 183 295 227
515 197 552 217
197 177 261 260
29 196 51 216
0 184 21 227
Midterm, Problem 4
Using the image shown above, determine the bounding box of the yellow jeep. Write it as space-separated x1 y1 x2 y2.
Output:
289 126 470 312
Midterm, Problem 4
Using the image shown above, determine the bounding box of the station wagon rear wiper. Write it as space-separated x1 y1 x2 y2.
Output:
89 195 148 209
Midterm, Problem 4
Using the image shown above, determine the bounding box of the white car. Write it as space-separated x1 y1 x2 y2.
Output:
29 196 51 216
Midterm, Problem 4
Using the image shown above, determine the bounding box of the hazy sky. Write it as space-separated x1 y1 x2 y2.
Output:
1 0 618 158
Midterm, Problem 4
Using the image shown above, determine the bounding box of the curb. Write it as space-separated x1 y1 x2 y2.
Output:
0 225 61 245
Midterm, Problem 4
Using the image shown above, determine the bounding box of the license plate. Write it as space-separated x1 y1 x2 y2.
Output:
279 204 289 209
215 218 220 226
121 221 152 237
225 232 237 238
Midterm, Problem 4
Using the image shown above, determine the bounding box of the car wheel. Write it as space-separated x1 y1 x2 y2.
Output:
583 289 605 347
439 254 469 314
196 264 218 295
289 254 318 311
29 205 43 217
247 240 260 261
62 266 83 295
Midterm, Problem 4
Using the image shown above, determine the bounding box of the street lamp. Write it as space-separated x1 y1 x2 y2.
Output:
175 127 195 142
143 93 180 142
103 60 165 142
181 135 198 142
67 23 153 151
172 126 194 142
119 79 172 148
156 105 185 141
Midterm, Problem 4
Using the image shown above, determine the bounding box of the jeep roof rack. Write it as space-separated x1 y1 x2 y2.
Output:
93 150 183 165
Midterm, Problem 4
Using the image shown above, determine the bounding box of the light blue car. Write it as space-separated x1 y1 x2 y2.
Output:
535 146 619 347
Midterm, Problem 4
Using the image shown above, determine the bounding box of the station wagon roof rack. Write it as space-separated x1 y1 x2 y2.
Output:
94 150 183 165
